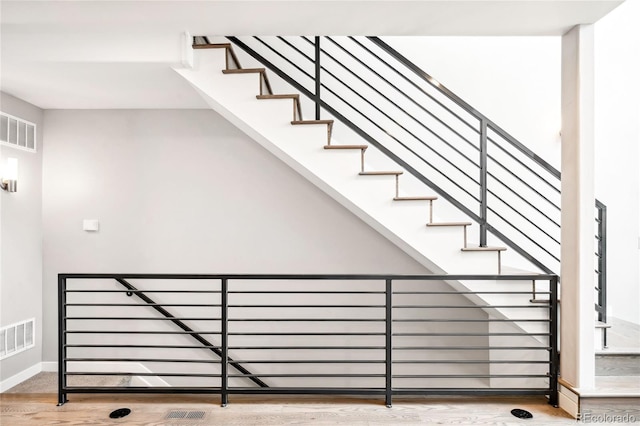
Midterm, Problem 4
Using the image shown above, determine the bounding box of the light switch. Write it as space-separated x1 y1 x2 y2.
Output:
83 219 100 232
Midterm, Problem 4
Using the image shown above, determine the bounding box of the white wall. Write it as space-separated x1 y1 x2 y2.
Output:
384 10 640 326
41 109 433 362
594 0 640 326
0 92 44 381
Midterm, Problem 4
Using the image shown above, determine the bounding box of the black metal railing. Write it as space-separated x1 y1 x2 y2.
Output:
58 273 559 407
219 36 607 322
595 201 608 344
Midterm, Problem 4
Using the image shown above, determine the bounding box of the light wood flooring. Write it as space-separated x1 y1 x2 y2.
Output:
1 393 576 425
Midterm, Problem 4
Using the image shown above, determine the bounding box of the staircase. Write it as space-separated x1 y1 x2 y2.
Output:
175 40 551 314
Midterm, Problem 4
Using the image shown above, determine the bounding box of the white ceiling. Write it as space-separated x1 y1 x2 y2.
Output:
0 0 624 109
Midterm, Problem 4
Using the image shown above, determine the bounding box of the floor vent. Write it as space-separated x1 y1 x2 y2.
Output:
166 410 206 420
0 318 35 360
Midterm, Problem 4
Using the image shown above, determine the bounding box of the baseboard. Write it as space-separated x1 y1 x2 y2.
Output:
2 361 170 391
0 363 42 393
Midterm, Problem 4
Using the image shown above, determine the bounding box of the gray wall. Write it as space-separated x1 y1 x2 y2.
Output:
41 109 433 362
0 92 44 381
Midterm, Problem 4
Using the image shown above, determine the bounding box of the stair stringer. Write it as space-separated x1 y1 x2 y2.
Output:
173 49 551 353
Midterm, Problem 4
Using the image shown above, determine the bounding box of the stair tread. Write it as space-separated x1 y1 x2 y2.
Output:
192 43 231 49
596 321 612 329
222 68 265 74
394 196 437 201
427 222 472 227
461 246 507 252
529 299 551 304
324 145 368 150
256 94 299 100
359 171 403 176
291 120 334 125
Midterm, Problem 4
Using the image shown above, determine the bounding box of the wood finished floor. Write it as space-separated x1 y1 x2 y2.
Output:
0 393 576 425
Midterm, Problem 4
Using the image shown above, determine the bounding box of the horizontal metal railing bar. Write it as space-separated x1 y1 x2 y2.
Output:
359 37 480 137
228 37 558 275
487 183 561 230
66 372 222 378
392 374 549 379
277 36 313 62
316 72 482 197
65 290 221 293
369 37 562 181
254 37 314 81
65 358 221 364
64 330 221 335
393 346 551 350
487 137 561 194
336 37 479 151
392 291 551 295
229 304 385 308
228 332 385 336
65 303 221 307
393 319 550 322
392 389 550 396
228 291 385 294
393 305 550 309
66 317 221 321
393 333 550 337
60 273 557 280
323 36 480 168
228 374 385 378
228 346 385 350
65 344 221 349
229 318 385 322
393 360 550 364
487 207 561 261
228 387 387 395
223 360 385 364
487 166 560 216
64 387 222 394
486 187 562 244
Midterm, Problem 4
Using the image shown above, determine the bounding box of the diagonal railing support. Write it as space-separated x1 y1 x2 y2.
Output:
115 278 268 388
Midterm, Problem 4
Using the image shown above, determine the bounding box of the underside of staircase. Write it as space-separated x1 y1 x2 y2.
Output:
171 40 554 388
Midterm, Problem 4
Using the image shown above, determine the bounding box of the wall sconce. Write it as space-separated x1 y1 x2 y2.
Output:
1 158 18 193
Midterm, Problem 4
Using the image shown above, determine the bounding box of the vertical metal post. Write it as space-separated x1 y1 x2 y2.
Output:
221 278 229 407
598 203 607 347
315 36 321 120
479 119 488 247
548 275 559 407
385 279 393 408
57 275 67 406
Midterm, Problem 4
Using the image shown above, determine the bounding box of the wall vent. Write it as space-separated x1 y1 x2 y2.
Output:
0 318 35 360
0 111 37 152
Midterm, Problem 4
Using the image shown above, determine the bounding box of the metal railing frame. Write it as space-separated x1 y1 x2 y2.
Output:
58 273 559 408
222 35 606 319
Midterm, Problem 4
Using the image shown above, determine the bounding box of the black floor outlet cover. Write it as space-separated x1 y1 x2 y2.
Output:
109 408 132 419
511 408 533 419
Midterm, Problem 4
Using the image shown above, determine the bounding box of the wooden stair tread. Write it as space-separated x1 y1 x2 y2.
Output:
257 94 299 100
461 246 507 252
427 222 472 227
394 196 437 201
596 321 612 329
530 299 551 304
222 68 265 74
192 43 231 49
359 171 403 176
324 145 367 150
291 120 334 125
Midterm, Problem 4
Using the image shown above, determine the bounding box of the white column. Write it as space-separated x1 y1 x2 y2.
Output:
560 24 596 392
